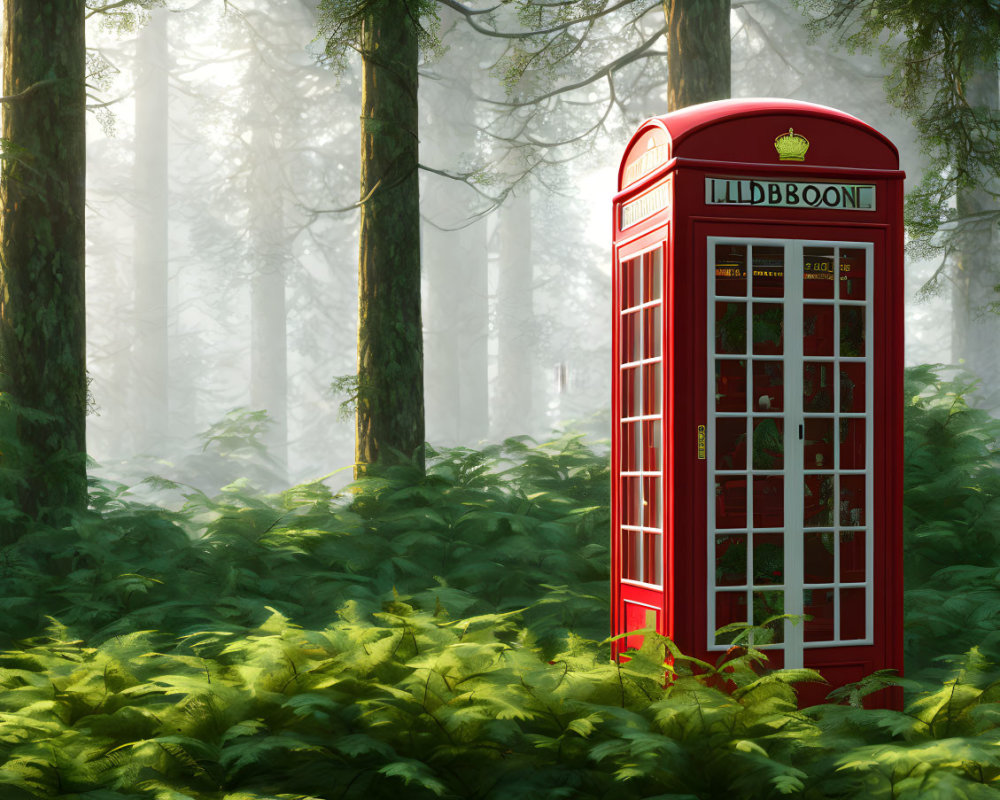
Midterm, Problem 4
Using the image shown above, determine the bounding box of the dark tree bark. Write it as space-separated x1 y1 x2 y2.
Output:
665 0 731 111
133 8 170 454
0 1 87 519
356 1 424 475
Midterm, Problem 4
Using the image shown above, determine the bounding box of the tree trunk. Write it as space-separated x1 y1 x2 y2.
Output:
952 57 1000 408
0 1 87 520
133 8 170 455
493 187 535 440
356 2 424 475
664 0 731 111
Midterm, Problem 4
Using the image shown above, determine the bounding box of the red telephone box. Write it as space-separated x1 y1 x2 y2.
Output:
610 99 904 707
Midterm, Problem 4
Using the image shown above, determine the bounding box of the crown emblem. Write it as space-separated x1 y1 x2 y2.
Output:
774 128 809 161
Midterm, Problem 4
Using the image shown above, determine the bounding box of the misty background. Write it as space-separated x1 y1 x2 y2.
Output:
82 0 959 495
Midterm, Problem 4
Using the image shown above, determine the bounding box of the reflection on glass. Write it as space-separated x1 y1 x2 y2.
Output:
715 302 747 354
840 363 865 412
840 531 866 583
643 532 662 584
839 249 866 300
804 474 834 527
715 476 747 529
752 590 785 643
716 534 747 586
621 529 640 581
804 418 834 470
752 417 784 470
621 366 640 418
621 477 640 526
643 476 661 527
752 361 784 412
840 306 865 357
803 247 835 299
752 303 784 354
840 474 865 526
716 360 747 412
716 244 747 296
804 362 834 412
752 246 784 298
621 257 640 308
643 250 662 302
839 418 865 469
642 362 661 415
804 531 834 583
803 588 834 642
620 421 638 472
753 533 784 585
642 419 661 471
840 588 866 639
715 591 747 645
621 310 640 364
643 306 661 359
803 304 834 356
753 475 783 528
715 417 747 470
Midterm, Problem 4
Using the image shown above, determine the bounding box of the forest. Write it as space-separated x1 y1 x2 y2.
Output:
1 0 1000 798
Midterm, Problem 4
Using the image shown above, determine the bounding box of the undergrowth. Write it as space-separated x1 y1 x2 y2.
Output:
0 365 998 798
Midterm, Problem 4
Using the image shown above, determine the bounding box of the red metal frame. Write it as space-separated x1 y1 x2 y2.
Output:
610 99 905 708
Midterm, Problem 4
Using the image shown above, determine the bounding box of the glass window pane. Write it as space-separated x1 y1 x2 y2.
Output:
621 529 640 581
839 418 866 470
804 474 834 527
715 417 747 470
839 249 866 300
752 591 784 643
643 476 661 528
716 534 747 586
840 363 865 412
715 476 747 529
804 531 834 583
642 362 661 415
643 306 661 359
643 532 662 584
840 531 866 583
753 361 784 412
804 588 835 642
716 359 747 412
715 302 747 354
621 257 640 308
840 475 866 526
643 250 662 302
642 419 661 472
621 310 640 364
715 244 747 296
621 421 639 472
752 246 784 298
621 366 640 418
840 588 866 640
752 533 784 585
803 247 835 299
840 306 866 357
752 417 784 470
753 475 783 528
803 304 834 356
752 303 784 354
804 418 834 470
715 591 747 646
804 362 834 412
621 477 640 526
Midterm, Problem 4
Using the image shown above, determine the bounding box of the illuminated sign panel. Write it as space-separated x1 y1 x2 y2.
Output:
706 178 876 211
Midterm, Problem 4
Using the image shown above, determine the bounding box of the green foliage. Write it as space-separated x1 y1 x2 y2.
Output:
2 370 1000 797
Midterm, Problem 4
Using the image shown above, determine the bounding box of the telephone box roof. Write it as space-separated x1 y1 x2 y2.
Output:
618 98 899 189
